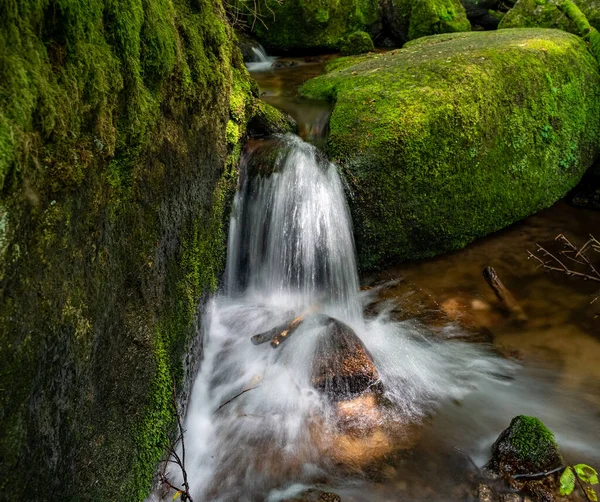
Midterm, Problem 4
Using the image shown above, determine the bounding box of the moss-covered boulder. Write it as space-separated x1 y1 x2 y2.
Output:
341 31 375 55
0 0 256 500
487 416 563 476
244 0 381 52
300 29 600 269
380 0 471 43
499 0 600 33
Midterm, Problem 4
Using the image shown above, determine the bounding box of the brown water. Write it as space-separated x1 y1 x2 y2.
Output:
247 55 600 501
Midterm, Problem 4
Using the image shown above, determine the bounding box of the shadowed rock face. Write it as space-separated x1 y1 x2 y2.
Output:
311 318 379 399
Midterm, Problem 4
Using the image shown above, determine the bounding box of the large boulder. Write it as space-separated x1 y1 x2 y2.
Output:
499 0 600 33
381 0 471 43
246 0 381 52
300 29 600 269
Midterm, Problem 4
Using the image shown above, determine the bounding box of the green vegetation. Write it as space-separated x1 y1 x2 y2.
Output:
383 0 471 43
0 0 256 500
300 29 600 269
560 464 599 499
341 31 375 55
243 0 381 52
499 0 600 34
488 415 564 475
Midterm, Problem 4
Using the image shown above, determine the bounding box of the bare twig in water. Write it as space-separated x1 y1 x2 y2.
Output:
215 385 260 413
527 234 600 306
159 383 193 502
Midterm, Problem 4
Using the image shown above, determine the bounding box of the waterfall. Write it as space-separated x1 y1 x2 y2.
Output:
162 133 513 502
246 45 276 72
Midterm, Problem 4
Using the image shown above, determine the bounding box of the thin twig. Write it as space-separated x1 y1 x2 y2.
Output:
215 385 260 413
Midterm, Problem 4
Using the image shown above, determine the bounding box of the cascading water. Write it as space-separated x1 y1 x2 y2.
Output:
246 45 276 72
158 133 515 502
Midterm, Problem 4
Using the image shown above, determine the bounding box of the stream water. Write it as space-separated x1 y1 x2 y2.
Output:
159 53 600 501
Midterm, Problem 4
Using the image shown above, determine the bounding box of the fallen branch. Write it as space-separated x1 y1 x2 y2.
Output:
159 384 193 502
483 266 528 322
215 385 260 413
527 234 600 306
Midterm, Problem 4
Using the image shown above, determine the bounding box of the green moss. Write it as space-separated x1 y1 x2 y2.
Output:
341 31 375 55
488 415 563 476
383 0 470 44
559 0 600 63
408 0 471 40
0 0 255 500
244 0 381 52
499 0 600 34
248 100 298 136
301 29 600 269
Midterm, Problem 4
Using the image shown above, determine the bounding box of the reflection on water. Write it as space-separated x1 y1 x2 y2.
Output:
248 55 335 148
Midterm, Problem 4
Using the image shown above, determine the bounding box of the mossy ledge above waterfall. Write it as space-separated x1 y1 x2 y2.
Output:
0 1 257 500
300 29 600 269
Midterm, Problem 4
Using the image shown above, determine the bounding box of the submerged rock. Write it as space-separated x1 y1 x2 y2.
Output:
499 0 600 33
300 29 600 269
282 488 342 502
311 318 379 398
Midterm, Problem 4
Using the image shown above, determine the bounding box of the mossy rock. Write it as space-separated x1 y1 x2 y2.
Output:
248 100 298 137
241 0 381 52
380 0 471 43
486 416 563 476
300 29 600 269
0 0 255 500
499 0 600 33
341 31 375 55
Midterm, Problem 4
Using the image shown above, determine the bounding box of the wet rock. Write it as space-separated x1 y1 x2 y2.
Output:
486 416 563 476
272 60 298 68
571 171 600 210
311 318 379 399
282 488 341 502
485 416 563 501
247 100 298 138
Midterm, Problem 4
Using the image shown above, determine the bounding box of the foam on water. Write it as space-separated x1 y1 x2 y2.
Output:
163 134 515 501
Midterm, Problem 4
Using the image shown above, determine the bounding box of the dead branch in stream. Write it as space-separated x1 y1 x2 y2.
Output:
158 384 193 502
527 234 600 307
483 266 528 322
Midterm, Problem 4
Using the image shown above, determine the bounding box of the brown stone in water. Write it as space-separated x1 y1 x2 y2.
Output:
311 318 379 399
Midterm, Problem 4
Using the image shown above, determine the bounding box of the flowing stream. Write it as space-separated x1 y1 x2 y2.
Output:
156 50 600 502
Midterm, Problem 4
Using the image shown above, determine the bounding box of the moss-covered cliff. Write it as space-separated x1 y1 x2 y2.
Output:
0 0 256 500
301 29 600 269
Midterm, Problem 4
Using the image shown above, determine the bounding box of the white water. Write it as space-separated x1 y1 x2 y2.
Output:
162 134 515 501
246 45 276 72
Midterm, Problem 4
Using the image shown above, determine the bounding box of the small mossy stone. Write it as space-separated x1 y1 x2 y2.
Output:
248 100 298 137
486 415 563 476
300 29 600 270
341 31 375 55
